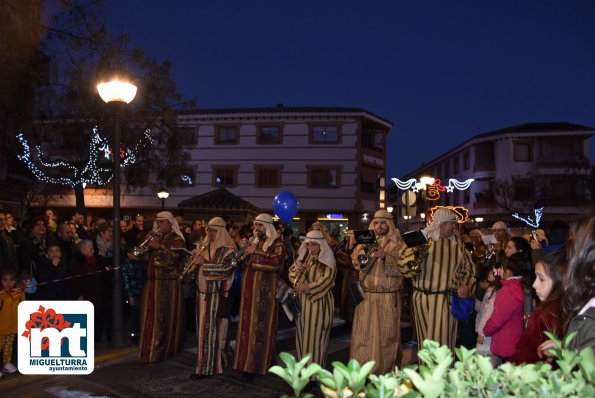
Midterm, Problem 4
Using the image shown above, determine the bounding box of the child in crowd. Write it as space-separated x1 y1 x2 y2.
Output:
36 241 71 300
510 251 566 364
483 257 525 366
475 264 500 361
121 244 145 344
0 270 25 377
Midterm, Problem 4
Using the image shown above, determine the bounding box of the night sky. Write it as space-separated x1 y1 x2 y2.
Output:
104 1 595 178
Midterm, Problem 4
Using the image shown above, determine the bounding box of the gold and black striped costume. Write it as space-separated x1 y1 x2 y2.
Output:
398 236 475 351
289 254 336 367
350 235 404 374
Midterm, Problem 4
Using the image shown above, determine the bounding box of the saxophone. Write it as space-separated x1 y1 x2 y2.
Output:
178 240 209 280
290 253 313 298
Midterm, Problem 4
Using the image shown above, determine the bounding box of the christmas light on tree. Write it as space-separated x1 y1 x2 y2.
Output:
17 126 152 187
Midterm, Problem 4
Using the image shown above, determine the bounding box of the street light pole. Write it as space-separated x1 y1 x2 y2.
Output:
97 78 137 348
157 187 169 211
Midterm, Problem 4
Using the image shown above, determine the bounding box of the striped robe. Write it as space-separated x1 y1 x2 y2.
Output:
350 236 404 374
289 255 336 367
398 236 475 351
138 232 185 364
233 238 285 375
195 245 236 375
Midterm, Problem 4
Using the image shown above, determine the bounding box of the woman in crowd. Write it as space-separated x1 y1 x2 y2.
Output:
511 250 566 364
289 230 336 368
72 240 105 342
505 236 534 316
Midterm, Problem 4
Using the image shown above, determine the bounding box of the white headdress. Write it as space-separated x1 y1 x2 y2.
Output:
207 217 236 251
253 213 277 251
368 209 401 246
422 208 458 242
297 230 336 269
153 211 185 241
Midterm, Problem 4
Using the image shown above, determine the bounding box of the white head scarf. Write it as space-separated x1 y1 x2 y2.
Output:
423 208 458 242
253 213 277 251
297 230 335 269
153 211 185 241
207 217 236 251
368 209 401 246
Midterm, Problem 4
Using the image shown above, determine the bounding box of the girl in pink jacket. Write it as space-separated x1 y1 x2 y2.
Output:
484 257 525 366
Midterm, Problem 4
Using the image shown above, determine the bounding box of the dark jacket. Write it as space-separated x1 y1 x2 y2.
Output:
71 252 104 304
567 305 595 353
35 257 72 300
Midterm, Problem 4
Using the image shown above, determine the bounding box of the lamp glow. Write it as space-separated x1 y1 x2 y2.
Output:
419 176 435 186
97 80 137 104
157 188 170 199
475 217 484 223
387 206 393 213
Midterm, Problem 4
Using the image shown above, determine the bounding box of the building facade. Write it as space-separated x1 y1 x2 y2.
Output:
42 106 392 233
388 122 594 226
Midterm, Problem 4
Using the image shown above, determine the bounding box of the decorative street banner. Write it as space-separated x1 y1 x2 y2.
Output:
18 301 94 375
392 178 474 201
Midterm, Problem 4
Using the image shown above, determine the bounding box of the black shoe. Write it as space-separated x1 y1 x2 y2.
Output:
190 374 207 380
241 372 255 382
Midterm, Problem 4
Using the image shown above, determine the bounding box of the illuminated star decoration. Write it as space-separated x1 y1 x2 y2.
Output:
17 127 152 187
512 207 544 229
392 177 474 199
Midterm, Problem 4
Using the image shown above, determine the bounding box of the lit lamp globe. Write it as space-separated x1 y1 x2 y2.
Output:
419 176 435 187
387 206 394 213
157 188 170 200
97 80 137 104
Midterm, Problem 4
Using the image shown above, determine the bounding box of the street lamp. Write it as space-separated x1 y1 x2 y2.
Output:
157 187 170 210
387 206 394 213
97 77 137 348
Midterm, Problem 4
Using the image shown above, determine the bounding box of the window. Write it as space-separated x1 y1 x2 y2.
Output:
212 166 238 187
463 151 470 170
258 126 282 144
311 126 339 144
514 142 532 162
307 166 341 188
178 127 197 146
360 180 376 194
453 156 459 174
361 129 383 152
255 166 282 187
215 126 238 144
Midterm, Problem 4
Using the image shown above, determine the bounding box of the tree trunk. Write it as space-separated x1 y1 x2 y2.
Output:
74 184 86 217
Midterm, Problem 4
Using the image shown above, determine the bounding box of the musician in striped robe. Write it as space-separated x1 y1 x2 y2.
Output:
138 211 185 364
289 230 336 367
350 209 405 374
191 217 237 379
397 208 475 352
233 213 285 380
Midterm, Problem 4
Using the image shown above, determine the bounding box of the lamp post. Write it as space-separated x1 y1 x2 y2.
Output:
157 187 169 210
97 78 137 348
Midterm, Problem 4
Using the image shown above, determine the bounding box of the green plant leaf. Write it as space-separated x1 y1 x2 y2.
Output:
269 365 292 384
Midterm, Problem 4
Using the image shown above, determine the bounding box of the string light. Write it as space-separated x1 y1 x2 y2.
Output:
512 207 543 228
181 175 193 185
17 127 152 187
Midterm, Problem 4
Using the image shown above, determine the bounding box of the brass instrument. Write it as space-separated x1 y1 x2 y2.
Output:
226 236 256 267
178 240 210 280
405 243 429 274
357 234 380 270
290 254 313 298
132 229 162 257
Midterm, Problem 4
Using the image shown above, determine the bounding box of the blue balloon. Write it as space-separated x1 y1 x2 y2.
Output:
272 191 299 224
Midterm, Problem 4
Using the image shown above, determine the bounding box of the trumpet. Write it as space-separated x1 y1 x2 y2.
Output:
405 243 428 274
132 229 162 257
226 235 256 267
178 240 210 280
357 234 380 270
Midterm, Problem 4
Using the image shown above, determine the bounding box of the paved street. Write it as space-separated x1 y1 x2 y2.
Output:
0 317 416 398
